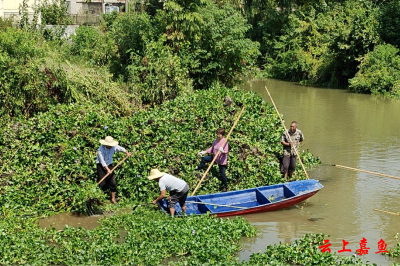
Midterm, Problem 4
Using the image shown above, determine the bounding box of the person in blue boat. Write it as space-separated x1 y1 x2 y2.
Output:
281 121 304 182
96 136 131 204
148 168 189 217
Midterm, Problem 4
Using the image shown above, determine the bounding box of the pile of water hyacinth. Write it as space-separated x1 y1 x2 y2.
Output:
0 86 320 215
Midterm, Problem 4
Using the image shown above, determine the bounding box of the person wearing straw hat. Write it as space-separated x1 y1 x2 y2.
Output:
148 168 189 217
97 136 131 204
281 121 304 182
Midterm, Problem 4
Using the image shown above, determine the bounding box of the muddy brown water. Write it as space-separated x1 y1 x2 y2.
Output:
239 79 400 265
39 212 109 230
39 79 400 265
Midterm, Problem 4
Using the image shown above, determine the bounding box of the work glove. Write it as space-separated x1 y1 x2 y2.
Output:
198 151 206 156
218 147 224 153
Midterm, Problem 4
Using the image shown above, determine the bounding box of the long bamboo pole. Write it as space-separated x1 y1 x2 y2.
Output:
97 154 131 185
191 106 246 196
373 208 400 216
185 201 246 209
334 164 400 181
264 86 309 180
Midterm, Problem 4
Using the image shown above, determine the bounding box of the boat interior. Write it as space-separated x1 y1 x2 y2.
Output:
158 179 321 215
161 185 294 215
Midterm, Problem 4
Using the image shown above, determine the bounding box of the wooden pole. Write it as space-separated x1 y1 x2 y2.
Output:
97 155 131 185
191 106 246 196
264 86 309 180
185 201 246 209
373 208 400 216
334 164 400 181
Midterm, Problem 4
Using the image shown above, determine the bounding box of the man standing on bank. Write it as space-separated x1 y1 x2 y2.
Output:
148 169 189 217
97 136 131 204
281 121 304 182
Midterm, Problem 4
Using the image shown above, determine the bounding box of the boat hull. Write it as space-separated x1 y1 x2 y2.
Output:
158 179 323 217
212 190 319 217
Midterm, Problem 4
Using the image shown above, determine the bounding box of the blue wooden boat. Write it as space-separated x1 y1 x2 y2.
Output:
158 179 323 217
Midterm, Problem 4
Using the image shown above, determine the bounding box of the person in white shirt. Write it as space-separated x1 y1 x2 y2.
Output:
148 169 189 217
96 136 131 204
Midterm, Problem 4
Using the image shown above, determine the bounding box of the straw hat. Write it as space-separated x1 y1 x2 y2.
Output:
147 169 165 180
99 136 118 147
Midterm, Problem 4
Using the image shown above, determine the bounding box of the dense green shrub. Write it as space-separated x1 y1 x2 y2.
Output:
377 0 400 48
0 86 319 215
243 0 288 65
35 0 72 41
101 11 120 31
108 1 259 89
0 17 13 31
37 0 71 25
263 3 329 82
0 28 60 117
325 0 381 87
0 28 134 117
109 12 156 77
70 26 117 66
157 0 260 89
262 0 381 87
127 36 192 105
349 44 400 96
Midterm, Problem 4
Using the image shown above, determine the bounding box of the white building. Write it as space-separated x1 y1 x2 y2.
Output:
0 0 40 19
0 0 126 20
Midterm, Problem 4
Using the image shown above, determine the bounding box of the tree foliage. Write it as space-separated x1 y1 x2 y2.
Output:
349 44 400 96
262 0 381 87
377 0 400 48
127 36 192 106
70 26 117 66
156 0 260 89
37 0 71 25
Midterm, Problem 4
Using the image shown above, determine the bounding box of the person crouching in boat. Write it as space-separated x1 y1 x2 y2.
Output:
96 136 131 204
196 128 229 192
148 169 189 217
280 121 304 182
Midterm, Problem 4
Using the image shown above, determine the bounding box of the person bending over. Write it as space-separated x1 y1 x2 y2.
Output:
148 168 189 217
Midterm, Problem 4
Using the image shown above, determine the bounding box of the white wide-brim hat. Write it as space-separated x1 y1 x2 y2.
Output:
147 169 165 180
100 136 118 147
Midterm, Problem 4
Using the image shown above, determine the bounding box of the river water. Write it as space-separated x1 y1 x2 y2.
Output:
239 79 400 265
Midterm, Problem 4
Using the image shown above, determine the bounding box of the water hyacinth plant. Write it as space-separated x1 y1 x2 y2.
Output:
0 208 256 265
242 234 372 266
